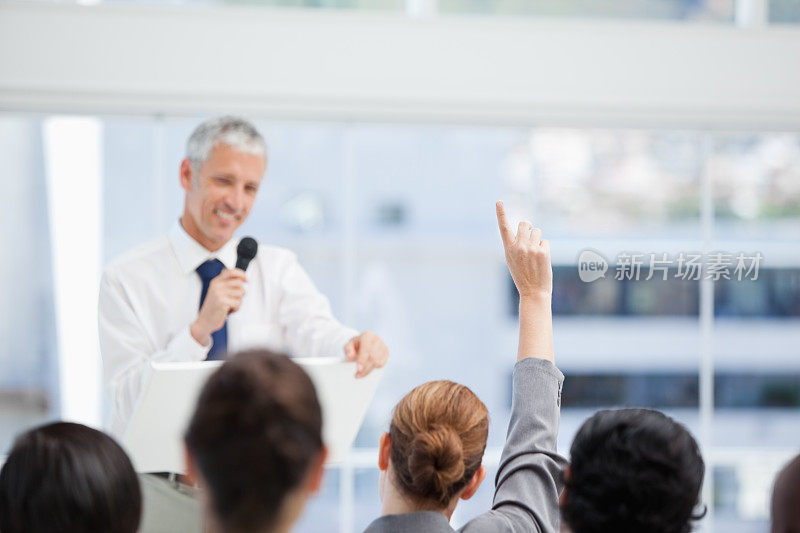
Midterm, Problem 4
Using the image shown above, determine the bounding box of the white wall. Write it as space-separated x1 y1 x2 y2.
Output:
1 2 800 129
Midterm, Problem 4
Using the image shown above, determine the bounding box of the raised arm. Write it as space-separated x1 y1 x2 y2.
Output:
496 201 554 363
462 202 565 533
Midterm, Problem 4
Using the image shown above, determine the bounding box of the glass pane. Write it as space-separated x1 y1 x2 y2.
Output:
713 454 794 530
715 268 800 317
104 118 166 261
348 124 518 454
711 133 800 241
532 129 704 239
0 115 59 452
352 468 383 532
439 0 734 22
770 0 800 23
711 132 800 528
99 0 403 8
295 468 340 532
549 266 700 316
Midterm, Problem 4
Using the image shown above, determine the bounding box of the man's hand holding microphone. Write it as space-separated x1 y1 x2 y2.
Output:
190 268 247 347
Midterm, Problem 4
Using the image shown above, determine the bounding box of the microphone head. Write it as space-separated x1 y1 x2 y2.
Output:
236 237 258 271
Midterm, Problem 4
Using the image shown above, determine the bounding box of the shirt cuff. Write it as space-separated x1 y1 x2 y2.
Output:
515 356 563 379
513 357 564 406
158 325 211 363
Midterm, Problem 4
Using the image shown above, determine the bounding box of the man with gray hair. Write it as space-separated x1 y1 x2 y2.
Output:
99 116 389 531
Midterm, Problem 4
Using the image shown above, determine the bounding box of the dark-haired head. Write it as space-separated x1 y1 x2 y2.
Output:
0 421 142 533
561 408 705 533
380 380 489 512
184 349 326 533
771 453 800 533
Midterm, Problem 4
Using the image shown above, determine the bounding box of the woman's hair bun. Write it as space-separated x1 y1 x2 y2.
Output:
389 380 489 508
406 424 465 504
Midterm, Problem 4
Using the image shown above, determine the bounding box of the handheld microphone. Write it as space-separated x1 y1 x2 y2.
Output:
236 237 258 271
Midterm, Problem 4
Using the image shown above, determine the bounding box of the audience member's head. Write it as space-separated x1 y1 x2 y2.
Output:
0 421 141 533
184 349 327 533
771 453 800 533
379 380 489 513
561 408 705 533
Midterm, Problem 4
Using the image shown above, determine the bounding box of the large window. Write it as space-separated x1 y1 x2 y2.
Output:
2 116 799 532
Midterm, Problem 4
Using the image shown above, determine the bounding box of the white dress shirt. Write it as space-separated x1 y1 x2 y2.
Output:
99 222 357 437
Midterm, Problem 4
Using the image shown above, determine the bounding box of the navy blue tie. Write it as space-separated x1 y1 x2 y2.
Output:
196 259 227 361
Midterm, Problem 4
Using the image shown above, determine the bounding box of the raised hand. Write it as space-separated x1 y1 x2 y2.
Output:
496 201 554 362
496 201 552 300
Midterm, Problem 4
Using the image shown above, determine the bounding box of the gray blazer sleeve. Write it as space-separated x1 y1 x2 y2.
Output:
460 357 567 533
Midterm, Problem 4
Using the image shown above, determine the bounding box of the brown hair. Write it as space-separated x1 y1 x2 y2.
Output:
772 454 800 533
389 380 489 507
0 422 141 533
185 349 322 533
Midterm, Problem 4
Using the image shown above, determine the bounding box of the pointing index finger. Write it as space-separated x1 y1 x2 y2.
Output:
496 201 513 246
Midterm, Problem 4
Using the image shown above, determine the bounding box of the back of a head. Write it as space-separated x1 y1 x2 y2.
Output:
772 454 800 533
563 408 705 533
184 349 323 533
0 421 141 533
389 380 489 508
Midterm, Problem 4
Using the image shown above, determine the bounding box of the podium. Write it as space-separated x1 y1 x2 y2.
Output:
122 357 383 473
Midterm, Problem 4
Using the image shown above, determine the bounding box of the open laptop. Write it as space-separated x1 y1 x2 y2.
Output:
122 357 383 473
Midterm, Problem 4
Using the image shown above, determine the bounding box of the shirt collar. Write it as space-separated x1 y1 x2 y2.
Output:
168 220 238 274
